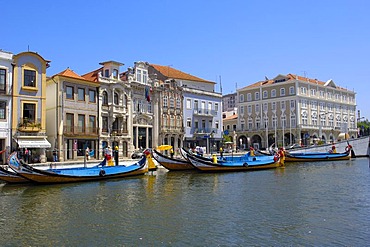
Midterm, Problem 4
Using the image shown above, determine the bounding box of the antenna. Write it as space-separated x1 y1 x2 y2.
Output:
219 75 222 94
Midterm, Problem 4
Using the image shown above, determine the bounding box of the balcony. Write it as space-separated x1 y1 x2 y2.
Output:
193 108 217 117
18 118 41 132
191 128 218 135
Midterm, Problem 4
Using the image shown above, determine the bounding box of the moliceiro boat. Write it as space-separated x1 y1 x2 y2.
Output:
0 166 29 183
7 151 150 184
186 151 282 172
152 148 194 171
284 145 352 162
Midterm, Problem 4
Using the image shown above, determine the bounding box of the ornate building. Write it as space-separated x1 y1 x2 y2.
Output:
83 61 133 158
148 65 184 151
237 74 357 150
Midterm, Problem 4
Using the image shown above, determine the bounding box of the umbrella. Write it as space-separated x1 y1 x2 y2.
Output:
156 145 173 151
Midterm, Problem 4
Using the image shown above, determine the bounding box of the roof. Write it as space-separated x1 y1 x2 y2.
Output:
241 73 349 91
224 114 238 121
150 64 215 84
81 68 102 82
56 68 87 80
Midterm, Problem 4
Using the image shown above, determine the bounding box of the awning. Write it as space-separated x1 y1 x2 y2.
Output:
15 138 51 148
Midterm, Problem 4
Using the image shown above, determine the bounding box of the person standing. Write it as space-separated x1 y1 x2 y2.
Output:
85 147 90 160
53 148 58 162
170 148 174 158
114 146 119 166
219 147 224 158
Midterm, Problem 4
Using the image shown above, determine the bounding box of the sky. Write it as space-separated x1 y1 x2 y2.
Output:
2 0 370 119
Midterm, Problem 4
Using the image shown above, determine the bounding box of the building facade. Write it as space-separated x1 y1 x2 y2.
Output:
46 68 100 162
0 50 13 164
237 74 357 150
83 61 133 159
12 51 51 163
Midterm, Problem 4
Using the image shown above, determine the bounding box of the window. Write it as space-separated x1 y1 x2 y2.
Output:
163 96 168 107
311 112 317 126
215 103 219 112
89 116 96 133
327 103 333 112
263 90 268 99
208 102 212 112
0 101 6 119
281 101 286 110
113 69 118 79
255 104 260 113
186 99 191 109
247 105 252 114
0 68 5 91
248 118 253 130
78 88 85 101
290 100 295 109
320 91 324 97
301 99 307 108
143 70 147 83
240 94 245 102
271 89 276 97
147 102 152 113
187 118 191 127
311 101 317 110
66 113 74 132
78 114 85 133
170 97 175 108
102 91 108 105
247 93 251 101
271 102 276 111
289 86 295 95
176 98 181 109
301 87 307 95
24 69 36 87
215 121 219 129
114 92 119 105
272 116 277 128
104 69 109 77
280 88 285 96
311 89 316 96
89 90 96 103
240 106 244 114
255 92 260 100
281 115 286 128
66 86 74 99
255 117 261 129
327 92 332 99
290 114 296 127
264 116 269 128
319 102 325 111
137 69 142 82
263 103 268 112
23 103 36 121
102 116 108 132
194 100 199 110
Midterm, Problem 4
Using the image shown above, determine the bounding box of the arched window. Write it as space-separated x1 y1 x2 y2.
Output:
114 92 119 105
102 91 108 106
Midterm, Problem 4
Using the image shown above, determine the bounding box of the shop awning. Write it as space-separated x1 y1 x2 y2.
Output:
337 133 349 141
15 138 51 148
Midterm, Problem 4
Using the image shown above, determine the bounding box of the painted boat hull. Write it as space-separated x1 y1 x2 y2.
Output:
152 149 194 171
187 153 281 172
7 152 148 184
0 167 29 183
285 151 351 162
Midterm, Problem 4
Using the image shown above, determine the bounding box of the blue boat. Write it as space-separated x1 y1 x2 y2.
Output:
7 151 149 184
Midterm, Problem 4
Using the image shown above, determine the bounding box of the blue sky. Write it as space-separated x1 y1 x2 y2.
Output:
2 0 370 119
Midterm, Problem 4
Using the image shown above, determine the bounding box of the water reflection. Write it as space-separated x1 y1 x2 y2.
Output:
1 158 370 246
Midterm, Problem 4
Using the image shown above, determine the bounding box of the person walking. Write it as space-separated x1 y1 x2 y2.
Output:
53 148 58 162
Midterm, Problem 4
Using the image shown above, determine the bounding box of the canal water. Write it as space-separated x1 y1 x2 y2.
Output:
1 158 369 246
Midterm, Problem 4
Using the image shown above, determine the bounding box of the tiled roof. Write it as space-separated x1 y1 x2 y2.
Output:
224 114 238 120
81 68 102 82
151 64 215 84
242 73 348 91
56 68 86 80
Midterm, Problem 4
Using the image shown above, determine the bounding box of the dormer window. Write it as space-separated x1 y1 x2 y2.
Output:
104 69 109 78
137 69 142 82
113 69 118 79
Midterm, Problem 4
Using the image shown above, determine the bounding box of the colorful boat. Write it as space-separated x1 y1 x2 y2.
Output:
152 148 194 171
186 151 282 172
7 152 149 184
285 149 351 162
0 166 29 183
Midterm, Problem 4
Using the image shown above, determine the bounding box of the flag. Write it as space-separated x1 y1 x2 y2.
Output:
145 86 150 102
